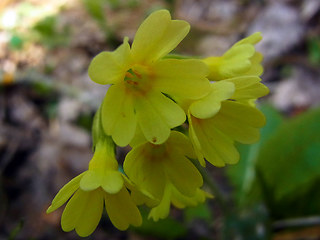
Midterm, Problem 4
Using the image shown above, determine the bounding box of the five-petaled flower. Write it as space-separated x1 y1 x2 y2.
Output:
47 137 142 237
88 10 210 147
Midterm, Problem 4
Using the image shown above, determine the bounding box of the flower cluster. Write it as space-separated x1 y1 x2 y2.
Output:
47 9 268 237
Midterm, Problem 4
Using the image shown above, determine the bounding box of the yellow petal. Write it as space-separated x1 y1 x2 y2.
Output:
234 32 262 46
188 114 206 167
61 190 86 233
167 131 196 159
74 190 104 237
135 91 185 144
131 10 190 63
124 143 166 199
153 59 210 99
224 44 255 60
225 76 269 100
218 101 266 128
246 52 263 76
47 173 84 213
164 150 203 196
101 171 124 194
129 125 147 148
210 101 265 144
190 81 235 119
61 189 103 236
88 38 131 85
102 83 137 147
80 170 101 191
171 188 208 209
148 184 172 221
105 187 142 230
191 116 239 167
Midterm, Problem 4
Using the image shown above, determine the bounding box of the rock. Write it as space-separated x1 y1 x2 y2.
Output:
301 0 320 22
272 67 320 111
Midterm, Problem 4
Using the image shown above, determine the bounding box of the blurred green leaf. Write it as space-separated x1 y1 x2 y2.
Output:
257 109 320 217
82 0 106 23
252 108 320 218
107 0 121 9
9 35 24 50
8 220 24 240
308 37 320 65
32 15 70 48
184 202 212 223
75 112 94 132
134 208 187 239
33 16 56 37
227 104 283 206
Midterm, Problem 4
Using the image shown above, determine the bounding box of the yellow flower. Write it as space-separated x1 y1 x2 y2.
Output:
88 10 210 147
47 138 142 236
185 76 268 167
124 130 203 202
203 32 263 81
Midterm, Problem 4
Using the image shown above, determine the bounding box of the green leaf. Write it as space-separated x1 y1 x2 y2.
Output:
184 202 212 223
254 108 320 218
82 0 106 23
133 208 187 239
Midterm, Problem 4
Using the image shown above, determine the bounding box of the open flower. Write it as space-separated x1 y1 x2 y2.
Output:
203 32 263 81
124 130 203 201
47 138 142 236
184 76 268 167
88 10 210 147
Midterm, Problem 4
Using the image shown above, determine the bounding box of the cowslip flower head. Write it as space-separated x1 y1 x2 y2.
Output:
183 76 268 167
202 32 263 81
88 10 210 147
47 137 142 236
124 130 203 202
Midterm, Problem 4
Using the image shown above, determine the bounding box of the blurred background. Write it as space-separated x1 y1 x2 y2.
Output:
0 0 320 239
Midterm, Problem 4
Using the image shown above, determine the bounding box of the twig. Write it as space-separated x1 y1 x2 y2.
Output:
273 216 320 231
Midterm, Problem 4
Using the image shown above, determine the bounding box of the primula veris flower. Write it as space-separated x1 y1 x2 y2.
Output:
88 10 210 147
203 32 263 81
47 138 142 236
124 130 203 201
185 76 268 167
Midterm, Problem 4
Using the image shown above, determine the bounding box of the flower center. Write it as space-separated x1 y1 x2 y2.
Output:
124 68 142 86
124 64 154 93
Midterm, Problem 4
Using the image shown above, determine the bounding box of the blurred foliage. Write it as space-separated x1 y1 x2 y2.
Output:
9 34 23 50
223 205 270 240
75 112 94 132
32 15 70 48
133 208 187 239
308 37 320 65
184 202 212 224
8 220 24 240
227 105 320 223
81 0 141 45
